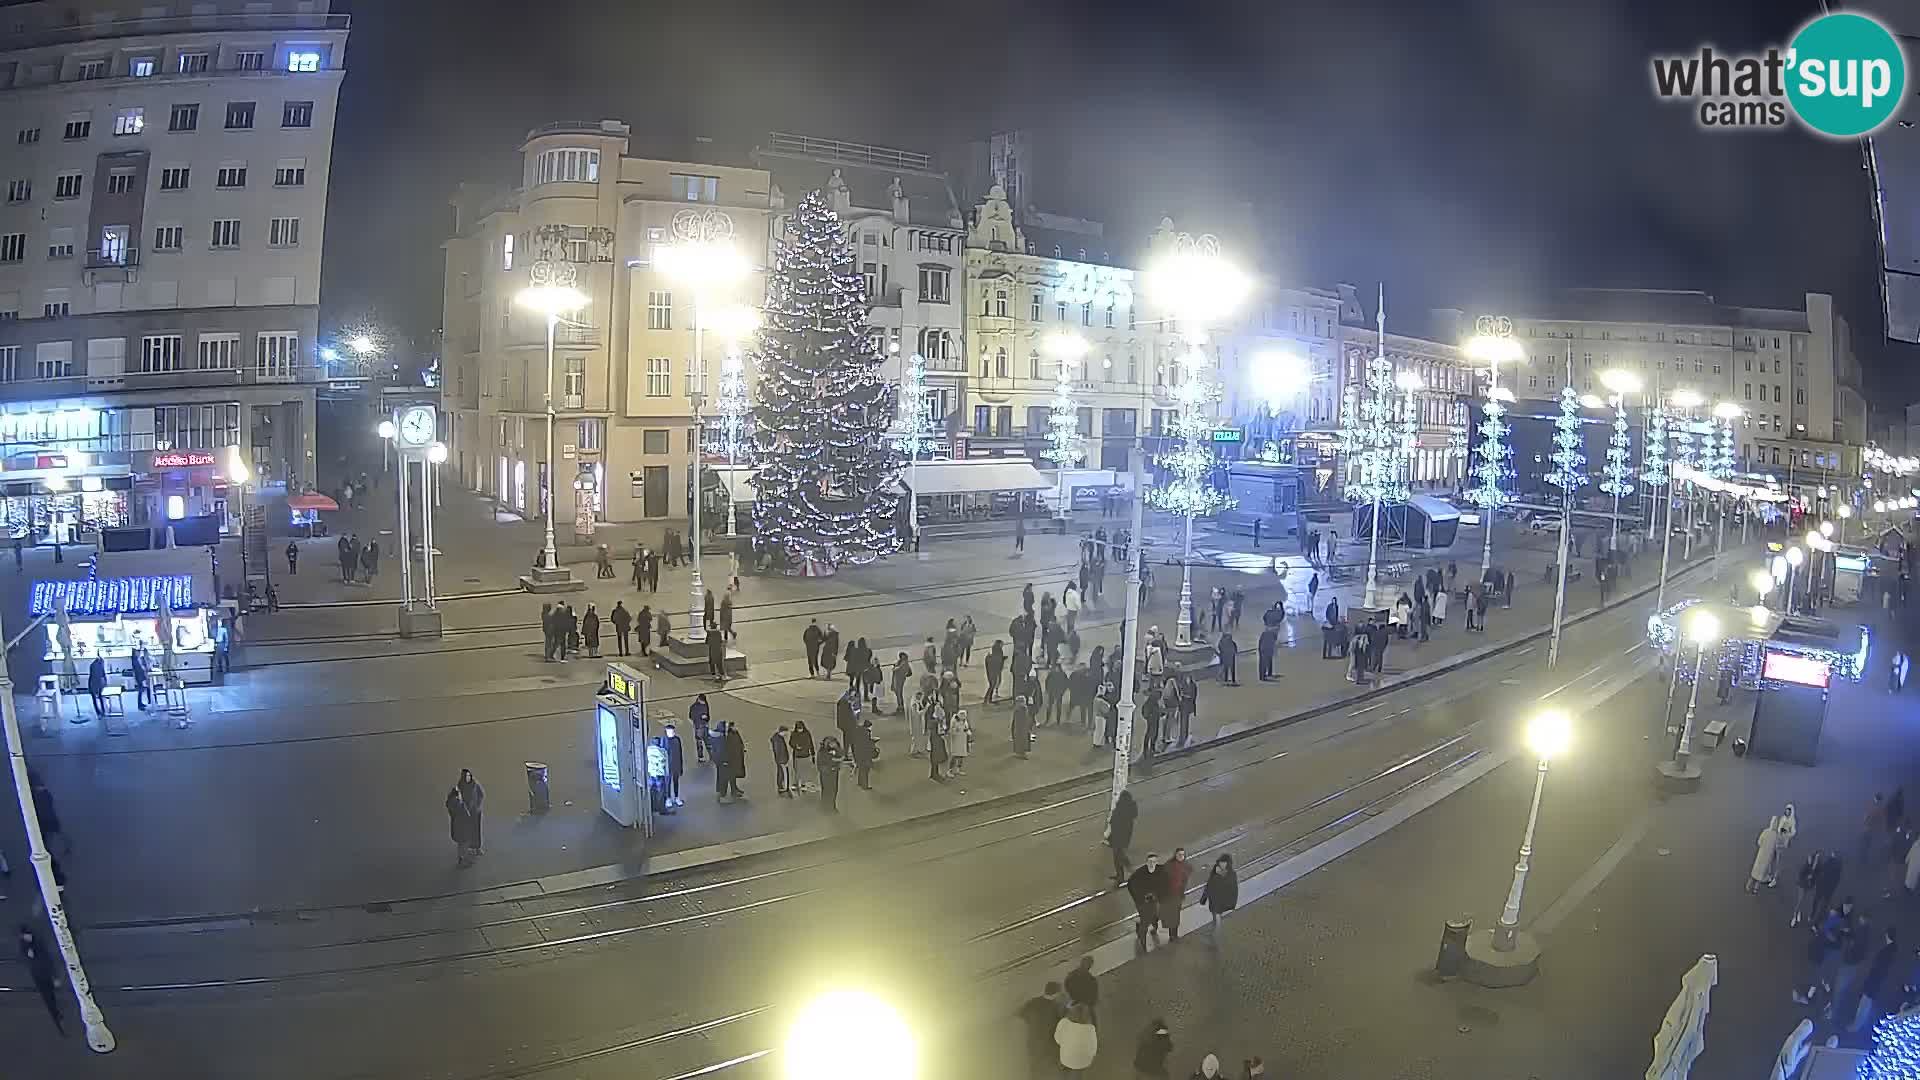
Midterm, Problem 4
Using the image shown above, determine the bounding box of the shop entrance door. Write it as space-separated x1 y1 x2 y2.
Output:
642 466 668 518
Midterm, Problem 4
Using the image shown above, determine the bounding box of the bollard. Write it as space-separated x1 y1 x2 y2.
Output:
525 761 550 813
1435 917 1471 977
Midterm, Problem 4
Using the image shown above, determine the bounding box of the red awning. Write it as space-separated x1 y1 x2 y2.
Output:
287 493 339 512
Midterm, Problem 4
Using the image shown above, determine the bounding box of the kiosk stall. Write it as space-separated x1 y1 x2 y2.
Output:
594 662 659 833
32 574 219 686
1746 616 1869 766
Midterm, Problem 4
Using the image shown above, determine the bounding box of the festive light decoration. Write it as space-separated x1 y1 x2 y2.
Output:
746 190 900 569
1864 1006 1920 1080
1338 350 1413 508
1045 353 1086 474
1467 385 1510 516
31 575 194 616
1547 386 1589 496
707 347 752 465
1145 346 1236 518
893 351 936 458
1713 419 1736 482
1446 421 1469 482
1600 392 1634 520
1646 597 1869 687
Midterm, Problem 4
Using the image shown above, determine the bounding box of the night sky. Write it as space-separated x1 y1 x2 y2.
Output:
319 0 1914 401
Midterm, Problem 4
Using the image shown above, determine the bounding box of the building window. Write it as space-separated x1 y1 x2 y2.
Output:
196 335 239 370
670 173 718 202
994 289 1008 317
995 348 1008 378
1081 303 1091 326
36 342 72 377
114 108 144 136
919 267 950 304
47 228 73 259
77 59 107 81
1795 388 1805 405
534 148 598 185
273 160 306 187
234 50 264 72
168 103 199 131
140 334 183 373
159 167 188 191
642 429 670 454
564 357 585 400
268 217 300 247
1744 383 1752 400
5 180 27 204
224 102 255 130
17 128 40 145
43 298 70 319
216 164 246 188
152 225 183 252
210 219 241 248
647 291 672 330
105 170 135 195
1057 300 1067 322
130 57 155 78
257 332 298 380
685 354 708 397
0 347 15 380
1030 292 1041 321
0 234 23 263
502 232 514 270
1773 386 1782 403
645 357 670 397
178 52 210 73
1106 301 1116 328
64 117 91 140
281 100 313 128
578 418 603 451
286 50 321 73
861 262 879 298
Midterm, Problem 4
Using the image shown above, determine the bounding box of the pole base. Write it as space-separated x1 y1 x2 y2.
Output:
398 606 444 639
654 633 750 678
1655 759 1704 793
1458 928 1541 987
519 565 586 593
1161 639 1221 674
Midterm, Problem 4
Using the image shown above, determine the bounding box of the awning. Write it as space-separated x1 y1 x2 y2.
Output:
906 458 1051 496
287 493 339 512
1408 494 1460 522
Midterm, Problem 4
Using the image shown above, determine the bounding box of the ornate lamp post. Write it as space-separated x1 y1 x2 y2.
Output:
1544 362 1589 670
514 263 588 585
1463 708 1572 987
1658 608 1719 791
1597 368 1640 553
1464 316 1521 575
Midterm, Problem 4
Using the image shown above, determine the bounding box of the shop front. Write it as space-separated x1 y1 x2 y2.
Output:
0 451 135 544
135 449 235 537
900 457 1052 524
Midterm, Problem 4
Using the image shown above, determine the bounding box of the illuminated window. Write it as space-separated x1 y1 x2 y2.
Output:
286 51 321 73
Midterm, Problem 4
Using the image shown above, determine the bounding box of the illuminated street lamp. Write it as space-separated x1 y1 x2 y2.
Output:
1474 708 1572 978
784 990 916 1080
1659 609 1720 790
1249 348 1311 412
1785 545 1805 614
1750 567 1775 607
1465 318 1523 574
1837 502 1852 545
516 278 591 574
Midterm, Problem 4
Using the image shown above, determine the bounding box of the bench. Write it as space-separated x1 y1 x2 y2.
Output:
1700 719 1729 749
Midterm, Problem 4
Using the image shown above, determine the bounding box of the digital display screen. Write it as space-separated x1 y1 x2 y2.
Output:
597 704 621 791
1763 652 1831 689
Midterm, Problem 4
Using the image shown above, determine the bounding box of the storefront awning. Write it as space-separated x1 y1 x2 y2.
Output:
906 459 1051 496
287 493 339 512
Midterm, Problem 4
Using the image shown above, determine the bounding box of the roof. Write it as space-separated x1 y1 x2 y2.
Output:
752 150 964 230
904 458 1052 495
1517 289 1811 332
1019 226 1125 267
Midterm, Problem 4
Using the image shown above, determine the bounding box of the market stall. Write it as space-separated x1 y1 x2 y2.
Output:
286 491 338 537
32 573 220 687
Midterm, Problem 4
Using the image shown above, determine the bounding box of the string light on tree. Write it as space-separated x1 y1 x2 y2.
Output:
1043 332 1089 513
1643 401 1670 541
1464 317 1520 573
1548 386 1590 496
1864 1008 1920 1080
746 190 900 573
1597 369 1639 552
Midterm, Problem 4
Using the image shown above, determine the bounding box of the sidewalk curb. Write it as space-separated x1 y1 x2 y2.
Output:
85 550 1726 933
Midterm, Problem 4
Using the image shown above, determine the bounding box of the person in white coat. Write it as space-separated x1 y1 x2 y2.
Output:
948 711 974 775
1748 804 1797 893
1432 586 1449 627
1055 1002 1098 1076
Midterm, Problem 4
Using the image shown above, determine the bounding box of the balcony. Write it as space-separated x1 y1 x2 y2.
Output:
508 324 601 351
923 354 967 374
83 247 139 285
0 363 322 404
865 286 903 309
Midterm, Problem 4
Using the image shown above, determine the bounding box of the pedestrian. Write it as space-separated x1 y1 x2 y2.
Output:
845 636 868 694
790 719 816 793
1474 584 1489 631
724 720 746 797
1812 850 1846 924
1135 1019 1174 1080
960 614 978 666
709 721 733 800
1209 585 1226 633
1107 789 1138 884
632 548 645 591
1503 568 1516 608
131 641 152 710
1257 626 1278 681
1856 928 1902 1031
362 539 380 582
851 719 877 789
1827 913 1873 1019
582 604 601 658
928 713 949 783
1127 853 1169 950
596 545 613 580
817 734 842 812
285 540 299 575
19 925 64 1036
561 602 579 660
1013 692 1035 759
1055 1003 1099 1078
1217 630 1239 685
1200 853 1239 943
706 626 726 682
862 653 883 710
661 722 684 806
656 608 671 651
1792 851 1825 927
1193 1053 1227 1079
689 693 712 764
821 624 841 681
1015 511 1027 554
1164 847 1192 940
803 619 823 677
635 604 653 656
985 640 1007 703
1433 584 1449 626
949 711 973 775
446 783 476 866
1045 662 1069 727
1019 982 1069 1080
703 588 717 633
1749 804 1797 893
610 601 632 656
719 591 735 642
85 655 106 717
457 768 484 857
772 726 793 797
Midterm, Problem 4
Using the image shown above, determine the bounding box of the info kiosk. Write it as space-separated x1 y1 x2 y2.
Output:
594 662 657 834
1747 618 1867 766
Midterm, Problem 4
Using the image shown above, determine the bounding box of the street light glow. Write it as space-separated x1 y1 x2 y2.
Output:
516 284 589 316
427 442 449 464
1839 504 1853 519
1394 369 1425 392
226 444 250 485
1042 331 1090 361
654 241 749 287
1143 252 1251 327
1465 334 1524 366
1749 569 1774 596
1526 709 1572 760
784 990 916 1080
1686 609 1720 645
699 303 761 342
376 420 396 439
1877 499 1888 513
1820 521 1834 538
349 334 377 355
1786 545 1805 567
1669 388 1705 409
320 347 340 363
1712 401 1744 419
1578 393 1605 409
1248 349 1310 410
1598 368 1643 395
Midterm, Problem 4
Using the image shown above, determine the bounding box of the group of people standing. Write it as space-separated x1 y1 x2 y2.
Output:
336 533 379 585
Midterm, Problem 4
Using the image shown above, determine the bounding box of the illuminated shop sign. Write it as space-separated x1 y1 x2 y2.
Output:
1762 651 1832 689
152 451 218 469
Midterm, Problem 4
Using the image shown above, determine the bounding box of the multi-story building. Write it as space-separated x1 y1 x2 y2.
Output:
442 120 772 527
1486 290 1867 482
0 0 343 541
750 133 967 431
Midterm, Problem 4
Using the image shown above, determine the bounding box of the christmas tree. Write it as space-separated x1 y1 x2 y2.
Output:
747 191 900 570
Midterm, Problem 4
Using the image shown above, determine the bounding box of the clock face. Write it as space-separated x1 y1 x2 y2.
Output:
398 406 436 447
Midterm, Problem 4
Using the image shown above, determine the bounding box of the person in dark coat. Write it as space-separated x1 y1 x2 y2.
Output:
1127 854 1170 949
890 653 913 715
921 635 939 675
817 734 842 812
581 604 601 658
820 624 842 680
1200 854 1239 944
845 637 868 693
1134 1019 1174 1080
285 541 299 575
771 726 793 797
702 589 717 633
851 719 877 789
446 785 475 866
1854 928 1902 1031
661 722 684 806
634 604 653 656
610 601 632 656
706 627 727 682
928 716 949 782
984 640 1008 703
719 592 735 641
802 619 824 677
723 722 746 798
1217 631 1239 685
709 721 733 800
690 694 711 764
86 656 107 717
540 602 557 661
1044 662 1069 727
789 720 816 792
1258 625 1279 680
656 608 671 650
457 769 484 855
560 602 579 660
1012 693 1035 758
1108 789 1138 884
130 642 153 710
836 687 861 754
19 925 64 1035
362 539 381 582
1018 982 1069 1080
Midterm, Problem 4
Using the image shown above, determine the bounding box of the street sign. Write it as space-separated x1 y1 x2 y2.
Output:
1210 427 1243 444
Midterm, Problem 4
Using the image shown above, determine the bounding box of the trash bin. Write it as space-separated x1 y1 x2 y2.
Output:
1435 917 1471 977
525 761 551 813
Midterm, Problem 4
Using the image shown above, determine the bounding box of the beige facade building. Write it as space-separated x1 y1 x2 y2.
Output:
442 120 772 529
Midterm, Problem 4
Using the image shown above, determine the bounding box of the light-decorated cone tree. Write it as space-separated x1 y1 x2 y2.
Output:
747 191 900 572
